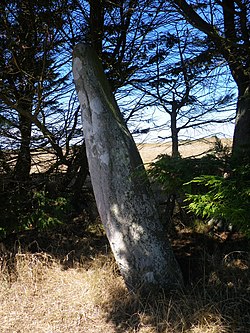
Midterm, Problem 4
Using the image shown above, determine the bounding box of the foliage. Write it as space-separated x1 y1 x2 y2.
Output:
148 138 250 237
147 147 226 228
185 166 250 237
0 181 71 239
0 0 82 179
171 0 250 161
148 139 228 195
27 190 70 230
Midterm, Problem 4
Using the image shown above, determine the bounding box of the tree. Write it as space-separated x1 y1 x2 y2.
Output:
171 0 250 162
71 1 185 98
0 0 87 184
73 43 183 292
0 0 68 178
130 26 235 157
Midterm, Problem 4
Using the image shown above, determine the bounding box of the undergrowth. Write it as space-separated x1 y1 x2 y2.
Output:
147 139 250 237
0 238 249 333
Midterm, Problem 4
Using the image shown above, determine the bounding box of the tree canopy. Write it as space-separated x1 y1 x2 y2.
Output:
1 0 245 165
171 0 250 161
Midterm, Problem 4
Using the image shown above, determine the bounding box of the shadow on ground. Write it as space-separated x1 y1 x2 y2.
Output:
0 212 109 270
101 231 249 333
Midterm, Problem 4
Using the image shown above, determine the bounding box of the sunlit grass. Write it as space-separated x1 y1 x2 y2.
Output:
0 252 119 332
0 246 249 333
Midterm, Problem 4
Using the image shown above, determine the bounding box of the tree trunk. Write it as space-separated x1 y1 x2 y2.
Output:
14 112 32 181
73 44 183 293
171 103 180 158
89 0 104 56
232 83 250 163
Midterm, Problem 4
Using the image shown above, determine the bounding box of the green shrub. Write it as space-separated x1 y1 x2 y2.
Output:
26 190 70 230
146 140 250 237
0 183 71 239
185 166 250 237
148 142 227 195
147 149 226 218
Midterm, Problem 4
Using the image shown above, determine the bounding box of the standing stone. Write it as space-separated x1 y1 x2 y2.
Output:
72 44 183 292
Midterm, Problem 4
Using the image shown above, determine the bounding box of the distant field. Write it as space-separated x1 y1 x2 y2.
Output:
137 137 232 165
23 137 232 173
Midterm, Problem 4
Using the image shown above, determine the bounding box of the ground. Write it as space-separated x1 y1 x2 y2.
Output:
137 137 232 164
27 137 232 173
0 214 249 333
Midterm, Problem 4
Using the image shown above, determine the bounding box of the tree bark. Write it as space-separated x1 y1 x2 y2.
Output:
232 84 250 162
73 44 183 293
14 111 32 181
89 0 104 56
171 102 180 158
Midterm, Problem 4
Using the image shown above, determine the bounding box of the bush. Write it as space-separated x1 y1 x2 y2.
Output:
147 139 250 237
185 165 250 237
148 138 229 194
0 180 71 239
147 141 228 224
26 190 70 230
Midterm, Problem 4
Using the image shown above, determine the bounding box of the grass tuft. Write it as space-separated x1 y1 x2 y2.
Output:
0 235 249 333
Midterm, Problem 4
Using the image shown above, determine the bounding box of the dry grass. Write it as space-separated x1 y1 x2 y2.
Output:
0 252 120 333
11 137 231 173
0 246 249 333
138 137 232 164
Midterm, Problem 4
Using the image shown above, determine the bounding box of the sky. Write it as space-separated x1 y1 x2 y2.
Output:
133 115 234 144
127 100 235 144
